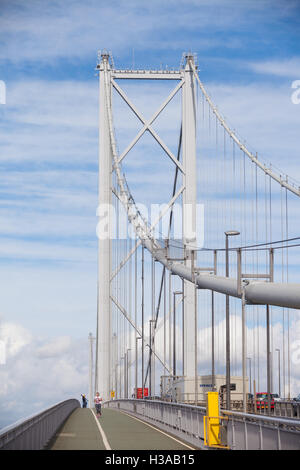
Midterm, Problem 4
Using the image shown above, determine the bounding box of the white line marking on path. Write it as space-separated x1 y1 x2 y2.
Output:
119 410 196 450
91 409 111 450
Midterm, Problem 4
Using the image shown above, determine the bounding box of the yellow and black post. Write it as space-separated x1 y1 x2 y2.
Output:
204 391 228 449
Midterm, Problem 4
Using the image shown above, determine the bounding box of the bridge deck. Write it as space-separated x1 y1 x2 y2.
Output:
49 408 196 450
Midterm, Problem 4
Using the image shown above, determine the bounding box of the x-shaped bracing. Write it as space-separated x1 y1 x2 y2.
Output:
112 78 185 173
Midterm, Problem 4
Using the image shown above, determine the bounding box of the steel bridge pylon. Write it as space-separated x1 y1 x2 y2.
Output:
96 52 199 400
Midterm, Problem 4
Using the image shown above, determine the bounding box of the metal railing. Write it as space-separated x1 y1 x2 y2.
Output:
274 401 300 419
234 399 300 419
104 399 300 450
0 399 80 450
223 409 300 450
105 399 207 449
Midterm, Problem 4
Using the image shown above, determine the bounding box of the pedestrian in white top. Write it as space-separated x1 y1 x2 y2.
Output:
94 392 102 417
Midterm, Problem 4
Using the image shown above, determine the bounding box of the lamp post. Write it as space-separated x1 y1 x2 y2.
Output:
111 333 117 400
120 356 125 398
126 348 131 398
211 290 215 391
142 246 145 399
247 357 252 395
173 291 183 381
135 336 141 398
276 348 281 398
266 305 271 415
149 319 155 396
88 332 95 408
225 230 240 410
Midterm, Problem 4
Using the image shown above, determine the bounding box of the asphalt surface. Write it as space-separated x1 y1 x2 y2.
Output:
50 408 194 450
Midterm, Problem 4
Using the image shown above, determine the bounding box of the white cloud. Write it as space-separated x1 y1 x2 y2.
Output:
153 304 300 395
0 322 32 358
0 79 98 164
6 80 97 128
0 0 279 64
248 58 300 78
0 322 89 428
36 336 72 358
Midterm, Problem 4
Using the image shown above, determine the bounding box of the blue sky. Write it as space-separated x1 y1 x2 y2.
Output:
0 0 300 428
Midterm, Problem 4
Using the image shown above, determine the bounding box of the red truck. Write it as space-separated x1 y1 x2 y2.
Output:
255 393 275 410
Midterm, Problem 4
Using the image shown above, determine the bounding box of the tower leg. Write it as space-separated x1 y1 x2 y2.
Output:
182 55 197 381
96 53 112 401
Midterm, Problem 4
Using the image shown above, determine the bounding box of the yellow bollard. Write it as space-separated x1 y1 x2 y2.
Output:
204 392 220 447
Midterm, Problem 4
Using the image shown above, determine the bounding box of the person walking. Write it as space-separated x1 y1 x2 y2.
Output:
81 394 88 408
94 392 103 417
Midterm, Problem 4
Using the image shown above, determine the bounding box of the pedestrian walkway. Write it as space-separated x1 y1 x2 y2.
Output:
49 408 195 450
50 408 105 450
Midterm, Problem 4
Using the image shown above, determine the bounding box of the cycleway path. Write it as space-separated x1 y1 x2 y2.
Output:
50 408 196 450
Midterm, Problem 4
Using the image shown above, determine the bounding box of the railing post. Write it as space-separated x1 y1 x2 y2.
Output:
244 418 248 450
277 423 281 450
231 416 236 450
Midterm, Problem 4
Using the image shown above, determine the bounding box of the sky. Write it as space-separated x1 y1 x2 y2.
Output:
0 0 300 428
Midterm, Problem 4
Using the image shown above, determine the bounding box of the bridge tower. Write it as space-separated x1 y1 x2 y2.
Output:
96 51 199 400
182 53 198 379
96 52 112 400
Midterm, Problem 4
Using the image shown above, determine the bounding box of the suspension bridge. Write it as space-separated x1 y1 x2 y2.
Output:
1 51 300 451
